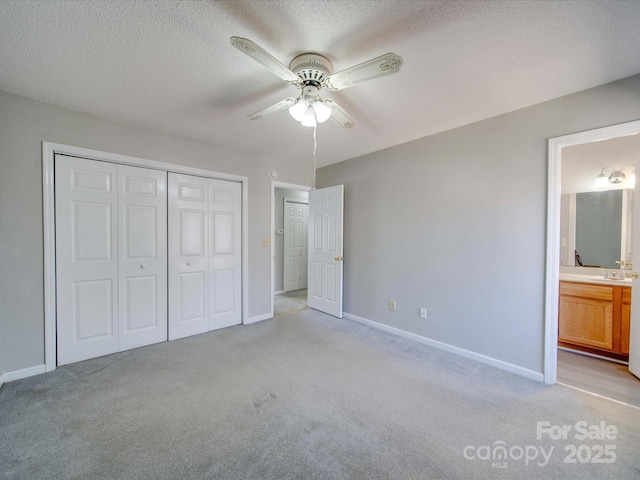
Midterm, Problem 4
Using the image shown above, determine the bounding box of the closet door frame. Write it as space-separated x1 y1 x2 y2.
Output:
42 142 248 372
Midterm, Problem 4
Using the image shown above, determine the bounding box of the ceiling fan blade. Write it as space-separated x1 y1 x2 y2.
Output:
248 97 297 120
230 37 300 85
323 53 403 91
323 99 356 129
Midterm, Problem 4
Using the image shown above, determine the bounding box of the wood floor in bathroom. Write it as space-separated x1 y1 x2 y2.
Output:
557 348 640 408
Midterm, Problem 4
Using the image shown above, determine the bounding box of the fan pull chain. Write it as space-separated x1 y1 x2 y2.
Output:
313 123 317 178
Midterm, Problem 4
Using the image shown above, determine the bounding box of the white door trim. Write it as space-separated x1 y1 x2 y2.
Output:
270 181 313 318
544 120 640 385
42 141 249 372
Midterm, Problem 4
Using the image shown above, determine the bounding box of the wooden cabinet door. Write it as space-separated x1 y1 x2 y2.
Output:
559 283 614 351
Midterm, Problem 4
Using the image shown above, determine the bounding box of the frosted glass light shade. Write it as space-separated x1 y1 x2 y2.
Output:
301 108 317 127
593 174 609 188
628 172 636 188
289 100 308 122
312 101 332 123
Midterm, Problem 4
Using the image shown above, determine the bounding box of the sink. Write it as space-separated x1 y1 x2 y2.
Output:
559 273 632 284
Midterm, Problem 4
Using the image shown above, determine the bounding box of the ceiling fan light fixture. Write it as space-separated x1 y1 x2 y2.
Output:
232 37 403 131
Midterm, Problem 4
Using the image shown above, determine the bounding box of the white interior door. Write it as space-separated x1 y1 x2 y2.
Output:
629 178 640 378
168 173 208 340
208 178 242 330
118 165 168 350
308 185 344 318
55 155 119 365
283 199 308 293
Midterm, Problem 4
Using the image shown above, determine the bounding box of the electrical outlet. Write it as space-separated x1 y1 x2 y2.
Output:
420 307 427 319
389 300 396 312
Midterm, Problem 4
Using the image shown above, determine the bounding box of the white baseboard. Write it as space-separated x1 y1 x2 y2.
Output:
0 364 46 389
274 290 284 295
344 313 544 383
245 313 273 325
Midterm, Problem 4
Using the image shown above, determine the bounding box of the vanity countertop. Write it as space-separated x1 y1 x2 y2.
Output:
559 272 632 286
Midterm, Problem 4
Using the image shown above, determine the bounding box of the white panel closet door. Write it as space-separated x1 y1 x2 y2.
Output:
118 165 168 350
168 173 209 340
55 155 119 365
208 178 242 330
283 200 308 293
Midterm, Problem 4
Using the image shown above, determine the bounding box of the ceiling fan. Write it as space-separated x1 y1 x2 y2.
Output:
230 37 403 129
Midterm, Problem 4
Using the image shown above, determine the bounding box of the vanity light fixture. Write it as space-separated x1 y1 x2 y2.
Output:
593 164 636 188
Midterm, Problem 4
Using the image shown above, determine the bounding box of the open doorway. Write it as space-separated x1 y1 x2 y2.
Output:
546 120 640 407
271 181 313 317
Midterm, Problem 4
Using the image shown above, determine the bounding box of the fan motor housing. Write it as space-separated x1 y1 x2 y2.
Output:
289 53 332 87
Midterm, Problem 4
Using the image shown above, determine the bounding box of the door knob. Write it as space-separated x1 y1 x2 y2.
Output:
334 256 344 261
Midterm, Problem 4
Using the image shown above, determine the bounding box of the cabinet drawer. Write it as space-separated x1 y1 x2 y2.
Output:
560 282 613 301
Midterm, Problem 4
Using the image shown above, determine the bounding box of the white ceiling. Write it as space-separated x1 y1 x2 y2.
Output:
1 0 639 168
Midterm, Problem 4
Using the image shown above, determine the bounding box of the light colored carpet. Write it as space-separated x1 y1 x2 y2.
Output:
1 309 639 479
557 348 640 408
274 289 307 316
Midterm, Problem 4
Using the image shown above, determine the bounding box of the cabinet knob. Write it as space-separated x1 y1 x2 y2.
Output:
187 261 192 267
140 264 146 269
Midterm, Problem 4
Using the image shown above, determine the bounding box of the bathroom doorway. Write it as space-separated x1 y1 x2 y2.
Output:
546 120 640 407
271 181 312 317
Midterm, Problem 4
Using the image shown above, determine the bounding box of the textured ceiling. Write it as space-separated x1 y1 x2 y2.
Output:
1 0 639 168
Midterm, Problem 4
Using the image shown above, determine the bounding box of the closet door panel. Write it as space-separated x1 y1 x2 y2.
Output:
118 165 168 350
55 155 119 365
168 173 209 340
208 179 242 330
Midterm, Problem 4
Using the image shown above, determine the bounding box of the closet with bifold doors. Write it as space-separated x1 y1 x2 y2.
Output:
168 173 242 340
54 154 242 366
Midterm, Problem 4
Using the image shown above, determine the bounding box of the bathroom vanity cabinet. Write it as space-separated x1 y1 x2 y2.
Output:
559 281 630 360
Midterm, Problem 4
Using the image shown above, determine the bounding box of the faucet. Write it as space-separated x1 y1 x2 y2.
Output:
615 260 633 269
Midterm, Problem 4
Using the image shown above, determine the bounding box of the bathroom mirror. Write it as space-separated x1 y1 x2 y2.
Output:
560 134 639 269
560 189 632 268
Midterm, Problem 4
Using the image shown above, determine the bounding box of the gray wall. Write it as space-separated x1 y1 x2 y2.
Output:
0 90 314 375
317 74 640 374
274 188 309 293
